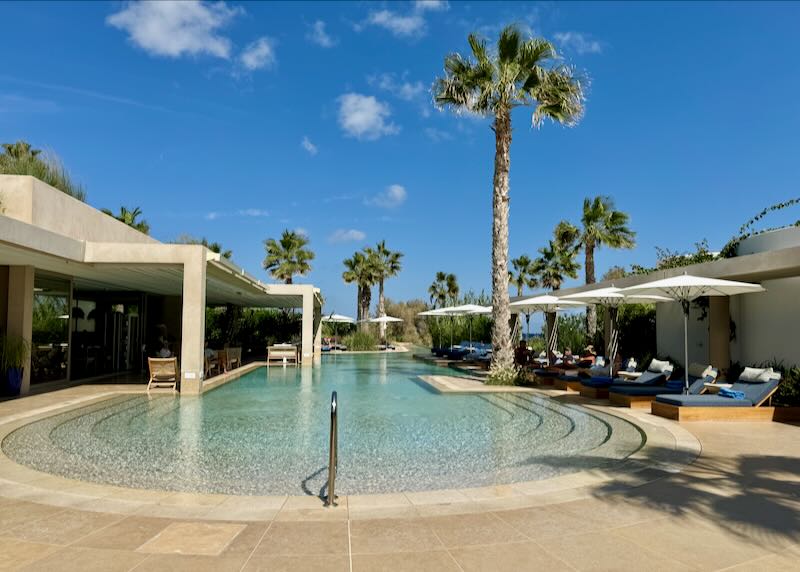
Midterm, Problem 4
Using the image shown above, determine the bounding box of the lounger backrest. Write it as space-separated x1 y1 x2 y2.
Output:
731 375 781 405
688 373 717 394
149 357 177 380
637 370 668 385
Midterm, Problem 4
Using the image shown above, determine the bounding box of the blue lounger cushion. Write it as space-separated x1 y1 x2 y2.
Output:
656 376 780 407
581 376 614 388
558 374 581 381
534 369 560 378
612 374 713 396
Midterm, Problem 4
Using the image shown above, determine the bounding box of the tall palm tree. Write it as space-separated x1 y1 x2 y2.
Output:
536 221 581 291
366 241 403 340
428 272 459 308
576 196 636 336
342 250 379 329
263 229 314 284
434 25 585 372
509 255 539 297
101 206 150 234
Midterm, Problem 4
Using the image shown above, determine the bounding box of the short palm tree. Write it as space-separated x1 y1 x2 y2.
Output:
174 235 233 259
428 272 459 308
101 206 150 234
509 255 539 297
536 221 581 291
263 230 314 284
342 250 379 329
1 141 41 160
434 25 585 373
577 196 636 335
367 241 403 340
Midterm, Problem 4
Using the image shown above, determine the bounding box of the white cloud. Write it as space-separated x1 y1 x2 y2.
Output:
239 37 276 70
307 20 336 48
424 127 452 143
337 93 399 141
366 10 426 38
238 208 269 217
415 0 449 12
554 32 603 55
368 72 425 101
205 211 220 220
366 184 407 208
107 0 242 59
301 136 318 156
295 227 309 237
329 229 366 243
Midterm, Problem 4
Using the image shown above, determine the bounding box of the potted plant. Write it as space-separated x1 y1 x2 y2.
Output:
1 334 30 396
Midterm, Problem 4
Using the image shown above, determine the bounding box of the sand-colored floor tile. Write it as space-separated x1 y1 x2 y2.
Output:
0 537 59 570
157 492 228 507
450 540 574 572
347 493 412 509
136 521 246 556
540 532 699 572
242 554 350 572
73 516 173 550
493 503 599 539
4 508 122 545
350 518 443 554
722 553 800 571
404 488 471 506
557 495 667 527
252 521 348 556
612 516 774 570
132 553 246 572
425 512 525 548
19 547 148 572
209 496 283 521
274 495 349 521
352 550 460 571
0 501 63 531
217 522 269 558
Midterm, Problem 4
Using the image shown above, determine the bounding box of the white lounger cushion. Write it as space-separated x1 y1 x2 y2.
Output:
739 366 775 382
648 358 671 373
688 363 714 379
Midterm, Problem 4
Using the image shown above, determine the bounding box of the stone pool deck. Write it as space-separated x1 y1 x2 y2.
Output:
0 384 798 570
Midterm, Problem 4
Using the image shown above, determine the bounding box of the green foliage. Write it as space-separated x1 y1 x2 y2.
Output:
205 306 301 355
728 361 800 407
343 249 380 323
720 197 800 258
426 290 492 347
509 255 539 296
602 266 628 282
263 230 314 284
0 334 30 370
32 295 68 344
556 314 586 353
631 240 718 275
486 363 521 386
616 304 657 364
428 272 459 308
0 141 86 201
174 235 233 259
341 331 378 351
535 222 581 290
100 206 149 234
383 299 429 344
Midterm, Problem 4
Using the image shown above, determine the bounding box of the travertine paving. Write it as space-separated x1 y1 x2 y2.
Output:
0 383 797 571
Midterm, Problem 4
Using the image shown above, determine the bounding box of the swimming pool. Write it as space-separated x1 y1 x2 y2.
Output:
3 354 645 495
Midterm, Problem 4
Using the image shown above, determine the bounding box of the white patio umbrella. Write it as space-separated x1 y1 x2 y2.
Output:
622 273 765 392
440 304 490 350
510 295 585 365
417 308 449 348
322 313 355 350
368 316 403 323
560 287 672 377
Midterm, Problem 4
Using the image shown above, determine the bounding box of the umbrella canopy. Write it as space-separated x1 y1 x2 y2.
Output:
417 308 448 316
622 273 765 391
439 304 489 316
322 313 355 324
368 316 404 323
561 287 672 376
510 295 585 365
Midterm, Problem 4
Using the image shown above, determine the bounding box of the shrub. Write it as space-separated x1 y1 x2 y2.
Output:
0 151 86 201
486 363 521 386
341 331 378 351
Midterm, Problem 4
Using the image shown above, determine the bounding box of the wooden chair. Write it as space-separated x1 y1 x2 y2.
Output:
267 344 298 366
147 357 178 391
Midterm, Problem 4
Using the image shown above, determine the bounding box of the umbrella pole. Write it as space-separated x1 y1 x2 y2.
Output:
525 313 530 344
608 306 618 379
682 300 690 393
469 315 472 350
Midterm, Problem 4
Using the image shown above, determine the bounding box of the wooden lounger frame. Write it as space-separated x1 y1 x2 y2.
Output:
650 385 780 422
609 392 658 409
267 345 299 366
579 386 609 399
554 378 583 392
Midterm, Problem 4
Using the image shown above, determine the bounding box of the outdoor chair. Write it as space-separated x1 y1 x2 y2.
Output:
610 364 718 408
147 357 178 391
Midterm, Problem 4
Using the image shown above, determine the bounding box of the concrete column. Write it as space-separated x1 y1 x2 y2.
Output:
179 249 206 394
708 296 731 372
6 266 34 395
313 303 322 364
301 288 314 366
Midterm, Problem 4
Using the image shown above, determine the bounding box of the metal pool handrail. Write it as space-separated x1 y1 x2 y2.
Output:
325 391 338 507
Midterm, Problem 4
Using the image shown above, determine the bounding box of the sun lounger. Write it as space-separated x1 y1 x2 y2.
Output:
267 344 298 366
147 357 178 391
610 365 717 408
580 359 673 399
651 368 781 421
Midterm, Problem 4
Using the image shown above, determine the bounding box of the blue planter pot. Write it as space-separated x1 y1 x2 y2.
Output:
5 368 23 396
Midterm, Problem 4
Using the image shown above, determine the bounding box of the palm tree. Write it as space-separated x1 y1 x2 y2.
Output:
428 272 459 308
576 196 636 336
174 234 233 259
342 250 379 329
509 255 539 297
434 25 585 372
263 229 314 284
367 241 403 340
1 141 41 160
101 206 150 234
535 221 581 291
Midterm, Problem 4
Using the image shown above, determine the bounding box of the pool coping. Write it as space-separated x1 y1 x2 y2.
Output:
0 381 701 522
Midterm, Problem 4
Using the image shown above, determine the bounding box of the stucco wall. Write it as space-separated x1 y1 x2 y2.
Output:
0 175 158 244
0 266 8 330
656 301 710 367
737 226 800 256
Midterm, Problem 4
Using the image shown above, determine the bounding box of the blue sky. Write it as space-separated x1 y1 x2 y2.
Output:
2 1 800 319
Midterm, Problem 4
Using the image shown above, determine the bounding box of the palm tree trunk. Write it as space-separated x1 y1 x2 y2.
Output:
378 279 386 341
490 107 513 369
585 242 597 337
356 285 363 325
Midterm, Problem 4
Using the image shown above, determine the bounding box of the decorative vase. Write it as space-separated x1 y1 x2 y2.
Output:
6 368 23 396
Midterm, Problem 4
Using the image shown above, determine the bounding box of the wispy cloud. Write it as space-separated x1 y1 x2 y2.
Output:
307 20 337 48
295 227 309 237
360 1 448 39
424 127 452 143
239 37 276 70
205 208 268 220
554 32 603 55
301 136 318 156
415 0 449 12
367 72 425 101
337 93 399 141
329 228 366 243
238 208 269 217
366 184 407 208
0 94 59 114
107 0 243 59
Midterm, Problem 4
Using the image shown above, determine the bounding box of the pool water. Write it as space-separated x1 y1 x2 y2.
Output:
3 354 645 495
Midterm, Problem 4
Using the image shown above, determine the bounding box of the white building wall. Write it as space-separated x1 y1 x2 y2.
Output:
735 277 800 367
656 301 709 367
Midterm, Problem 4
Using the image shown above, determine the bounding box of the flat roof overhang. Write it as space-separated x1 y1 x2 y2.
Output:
0 214 320 308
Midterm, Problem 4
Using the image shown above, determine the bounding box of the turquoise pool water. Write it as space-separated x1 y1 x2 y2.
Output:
3 354 645 495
